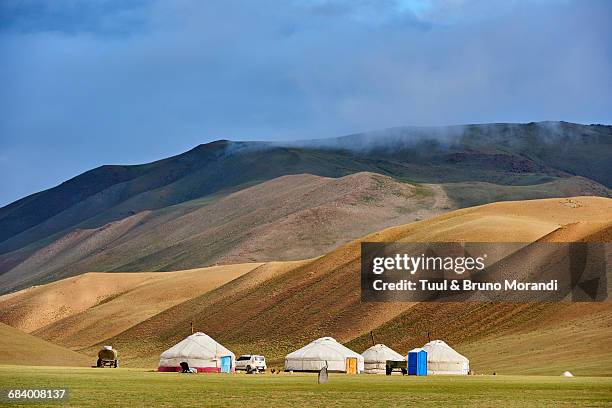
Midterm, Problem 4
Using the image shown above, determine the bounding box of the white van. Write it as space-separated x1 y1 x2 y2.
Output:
235 355 266 372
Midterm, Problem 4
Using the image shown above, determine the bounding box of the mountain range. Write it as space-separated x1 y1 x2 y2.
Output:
0 121 610 293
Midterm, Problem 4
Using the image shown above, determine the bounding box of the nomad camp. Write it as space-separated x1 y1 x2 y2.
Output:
281 337 469 376
148 331 470 377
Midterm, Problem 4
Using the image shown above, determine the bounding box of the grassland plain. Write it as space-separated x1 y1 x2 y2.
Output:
0 367 611 408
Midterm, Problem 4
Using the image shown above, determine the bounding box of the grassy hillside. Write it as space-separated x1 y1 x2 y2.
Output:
443 176 611 208
3 197 607 375
0 173 451 293
102 197 609 374
308 121 612 187
0 322 90 367
0 122 610 291
0 263 261 345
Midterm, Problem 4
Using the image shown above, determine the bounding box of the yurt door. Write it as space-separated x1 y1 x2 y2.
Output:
346 357 358 374
220 356 232 373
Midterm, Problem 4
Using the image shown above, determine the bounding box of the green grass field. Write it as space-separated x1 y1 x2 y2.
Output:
1 366 611 407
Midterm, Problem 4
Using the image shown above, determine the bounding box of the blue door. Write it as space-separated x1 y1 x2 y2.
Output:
408 349 427 376
408 352 418 375
220 356 232 373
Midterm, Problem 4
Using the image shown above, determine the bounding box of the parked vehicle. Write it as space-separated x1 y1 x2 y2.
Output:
235 355 266 373
97 346 119 368
385 359 407 375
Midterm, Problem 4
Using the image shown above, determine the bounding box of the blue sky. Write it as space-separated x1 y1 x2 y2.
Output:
1 0 611 206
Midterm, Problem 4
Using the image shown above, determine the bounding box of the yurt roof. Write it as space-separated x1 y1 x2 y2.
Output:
422 340 468 363
361 344 404 362
286 337 362 361
160 332 234 359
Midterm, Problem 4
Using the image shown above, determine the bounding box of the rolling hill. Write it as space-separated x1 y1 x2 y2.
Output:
0 263 261 340
0 173 451 293
2 196 609 375
0 121 610 292
0 322 90 367
100 196 611 373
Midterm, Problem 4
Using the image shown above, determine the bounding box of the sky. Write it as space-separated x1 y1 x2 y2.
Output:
1 0 611 206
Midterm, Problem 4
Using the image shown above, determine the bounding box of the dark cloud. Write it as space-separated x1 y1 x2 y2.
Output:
1 0 611 205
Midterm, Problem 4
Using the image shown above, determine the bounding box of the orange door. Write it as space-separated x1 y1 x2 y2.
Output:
346 357 357 374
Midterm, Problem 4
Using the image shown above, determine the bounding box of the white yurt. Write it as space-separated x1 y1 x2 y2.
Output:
158 332 235 373
361 344 404 374
284 337 365 373
421 340 469 375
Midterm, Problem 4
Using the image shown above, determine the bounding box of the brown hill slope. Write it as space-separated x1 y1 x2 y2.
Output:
3 121 610 259
86 197 611 374
0 322 90 367
0 263 262 348
0 172 451 293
